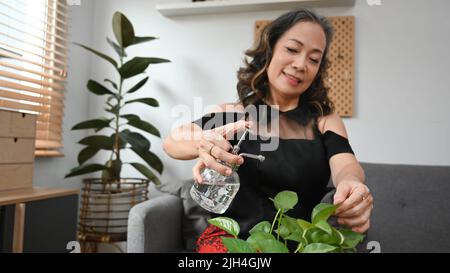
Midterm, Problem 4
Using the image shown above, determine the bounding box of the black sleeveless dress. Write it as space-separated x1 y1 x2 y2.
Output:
193 98 354 240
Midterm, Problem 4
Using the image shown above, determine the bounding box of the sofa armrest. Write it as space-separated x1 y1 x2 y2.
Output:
320 187 335 204
127 194 184 253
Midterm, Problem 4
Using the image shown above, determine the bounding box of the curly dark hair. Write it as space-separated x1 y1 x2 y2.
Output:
237 8 334 117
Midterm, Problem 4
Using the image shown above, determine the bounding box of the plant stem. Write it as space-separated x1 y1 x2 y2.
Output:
276 211 283 240
114 51 124 178
270 209 280 234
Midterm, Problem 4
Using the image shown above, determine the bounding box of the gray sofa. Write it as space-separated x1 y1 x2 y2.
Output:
127 163 450 253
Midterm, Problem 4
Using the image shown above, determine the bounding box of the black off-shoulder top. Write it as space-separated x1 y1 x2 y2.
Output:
193 98 354 238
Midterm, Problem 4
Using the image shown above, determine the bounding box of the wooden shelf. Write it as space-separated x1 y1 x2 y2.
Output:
0 186 79 253
0 187 79 206
156 0 355 17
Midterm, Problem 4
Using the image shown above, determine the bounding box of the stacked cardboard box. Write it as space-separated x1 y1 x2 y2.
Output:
0 110 36 191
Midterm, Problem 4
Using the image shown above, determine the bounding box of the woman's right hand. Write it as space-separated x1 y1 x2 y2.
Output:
193 120 253 183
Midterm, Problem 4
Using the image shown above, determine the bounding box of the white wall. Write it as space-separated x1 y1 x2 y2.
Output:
345 0 450 166
44 0 450 189
33 1 95 188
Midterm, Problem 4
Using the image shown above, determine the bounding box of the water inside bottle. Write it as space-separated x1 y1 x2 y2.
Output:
190 128 250 214
190 168 240 214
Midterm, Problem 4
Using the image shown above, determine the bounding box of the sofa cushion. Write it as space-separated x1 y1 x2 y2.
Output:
361 162 450 253
155 179 210 252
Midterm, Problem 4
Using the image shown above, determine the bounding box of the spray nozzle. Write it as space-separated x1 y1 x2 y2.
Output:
239 153 265 162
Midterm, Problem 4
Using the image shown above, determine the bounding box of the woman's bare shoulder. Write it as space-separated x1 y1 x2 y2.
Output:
317 112 349 138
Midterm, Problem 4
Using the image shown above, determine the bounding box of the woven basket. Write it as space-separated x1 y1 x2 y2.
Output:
77 178 149 251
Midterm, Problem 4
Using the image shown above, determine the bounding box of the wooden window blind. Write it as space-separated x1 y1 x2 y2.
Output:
0 0 69 157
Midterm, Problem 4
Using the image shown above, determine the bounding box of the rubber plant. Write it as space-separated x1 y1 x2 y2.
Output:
65 11 170 185
209 191 365 253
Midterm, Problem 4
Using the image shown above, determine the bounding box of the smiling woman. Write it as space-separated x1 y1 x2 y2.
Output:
236 8 334 116
163 7 373 253
266 21 326 106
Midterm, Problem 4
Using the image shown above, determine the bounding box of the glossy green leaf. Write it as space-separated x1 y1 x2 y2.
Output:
106 37 126 58
132 36 157 45
315 220 332 235
78 135 114 150
329 227 345 245
121 114 160 137
258 239 290 253
275 224 290 239
297 219 314 231
71 118 112 131
304 227 336 245
119 129 150 151
285 230 306 243
87 80 116 96
125 98 159 107
304 227 324 243
208 217 240 237
311 203 336 224
311 230 331 244
246 232 276 251
65 164 108 178
77 146 100 165
112 12 135 47
131 147 163 174
119 57 170 79
272 190 298 213
221 237 255 253
340 229 365 249
125 77 149 94
281 215 302 234
129 162 161 185
302 243 337 253
249 221 271 235
74 43 117 68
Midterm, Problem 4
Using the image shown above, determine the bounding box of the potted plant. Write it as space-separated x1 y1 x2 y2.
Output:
65 11 170 251
209 191 365 253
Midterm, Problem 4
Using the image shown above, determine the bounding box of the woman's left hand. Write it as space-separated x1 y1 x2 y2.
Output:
333 179 373 234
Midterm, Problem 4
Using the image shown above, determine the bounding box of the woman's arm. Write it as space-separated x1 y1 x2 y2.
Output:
163 103 250 180
330 154 365 188
163 104 227 160
318 112 365 187
163 122 203 160
318 112 373 233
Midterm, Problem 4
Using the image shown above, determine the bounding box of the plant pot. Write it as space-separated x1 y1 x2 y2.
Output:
77 178 149 249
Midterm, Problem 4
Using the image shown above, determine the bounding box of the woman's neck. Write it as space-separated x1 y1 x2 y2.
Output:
266 92 300 112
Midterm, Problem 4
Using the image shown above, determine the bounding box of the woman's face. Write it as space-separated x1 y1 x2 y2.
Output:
266 21 326 99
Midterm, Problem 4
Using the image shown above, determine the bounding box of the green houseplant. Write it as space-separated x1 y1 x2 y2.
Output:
65 11 170 250
209 191 365 253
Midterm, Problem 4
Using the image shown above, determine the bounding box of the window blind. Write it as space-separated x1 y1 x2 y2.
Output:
0 0 69 157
